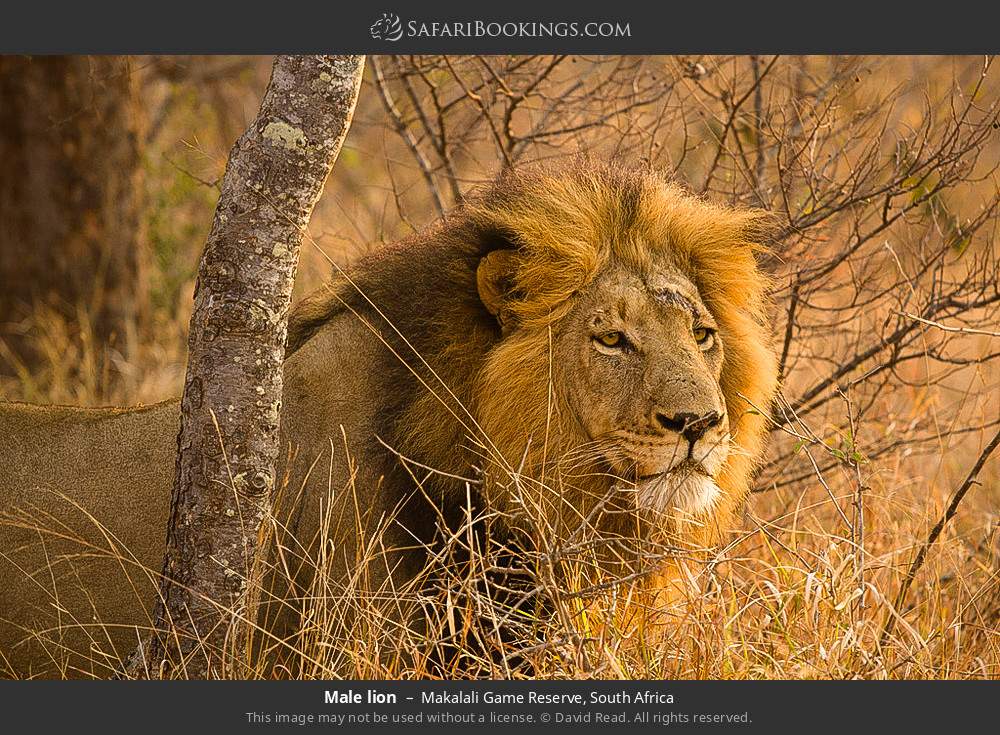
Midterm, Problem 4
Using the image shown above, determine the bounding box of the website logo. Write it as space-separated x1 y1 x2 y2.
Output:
370 13 403 42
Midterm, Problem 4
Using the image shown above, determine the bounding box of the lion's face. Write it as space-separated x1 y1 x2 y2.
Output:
552 261 730 518
370 16 389 38
470 164 777 539
370 13 402 41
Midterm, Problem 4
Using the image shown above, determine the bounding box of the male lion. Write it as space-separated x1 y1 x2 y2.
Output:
0 162 778 677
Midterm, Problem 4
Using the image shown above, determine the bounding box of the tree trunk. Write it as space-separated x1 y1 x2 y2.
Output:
137 55 365 678
0 55 145 362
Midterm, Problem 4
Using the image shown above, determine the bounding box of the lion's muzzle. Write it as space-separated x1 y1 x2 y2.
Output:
632 459 723 518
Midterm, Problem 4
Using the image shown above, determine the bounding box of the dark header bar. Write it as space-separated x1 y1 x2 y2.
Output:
2 2 999 54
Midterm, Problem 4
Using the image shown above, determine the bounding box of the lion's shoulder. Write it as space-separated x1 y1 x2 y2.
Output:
286 224 486 356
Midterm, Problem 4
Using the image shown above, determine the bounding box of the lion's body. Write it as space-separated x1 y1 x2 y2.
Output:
0 401 178 677
0 301 439 677
0 162 778 678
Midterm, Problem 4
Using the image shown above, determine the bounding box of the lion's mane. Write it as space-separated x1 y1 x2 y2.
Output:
288 160 778 548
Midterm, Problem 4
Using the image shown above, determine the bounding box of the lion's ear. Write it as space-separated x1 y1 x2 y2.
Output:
477 249 521 330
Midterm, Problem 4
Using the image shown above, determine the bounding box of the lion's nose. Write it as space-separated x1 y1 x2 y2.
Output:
653 410 722 442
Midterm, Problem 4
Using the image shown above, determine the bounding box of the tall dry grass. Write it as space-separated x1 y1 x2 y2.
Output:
4 390 996 680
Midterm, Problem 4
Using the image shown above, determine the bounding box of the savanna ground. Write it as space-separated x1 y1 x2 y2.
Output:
1 55 998 679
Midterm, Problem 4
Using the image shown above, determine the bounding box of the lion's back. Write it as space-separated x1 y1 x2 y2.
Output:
0 400 179 677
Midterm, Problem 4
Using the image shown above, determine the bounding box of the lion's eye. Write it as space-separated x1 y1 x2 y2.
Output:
594 331 625 349
693 326 715 348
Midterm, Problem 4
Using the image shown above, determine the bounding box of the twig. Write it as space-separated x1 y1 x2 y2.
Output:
370 56 447 217
896 311 1000 338
879 426 1000 649
777 277 800 382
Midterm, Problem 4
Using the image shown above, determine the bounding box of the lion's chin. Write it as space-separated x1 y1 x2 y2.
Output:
634 467 721 519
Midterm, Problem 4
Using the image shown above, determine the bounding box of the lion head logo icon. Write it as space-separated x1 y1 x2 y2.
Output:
370 13 403 41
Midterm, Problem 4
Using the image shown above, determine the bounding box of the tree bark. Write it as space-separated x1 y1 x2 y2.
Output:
0 55 145 362
137 55 365 678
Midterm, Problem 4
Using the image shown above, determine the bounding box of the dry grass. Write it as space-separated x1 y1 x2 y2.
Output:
1 300 996 681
